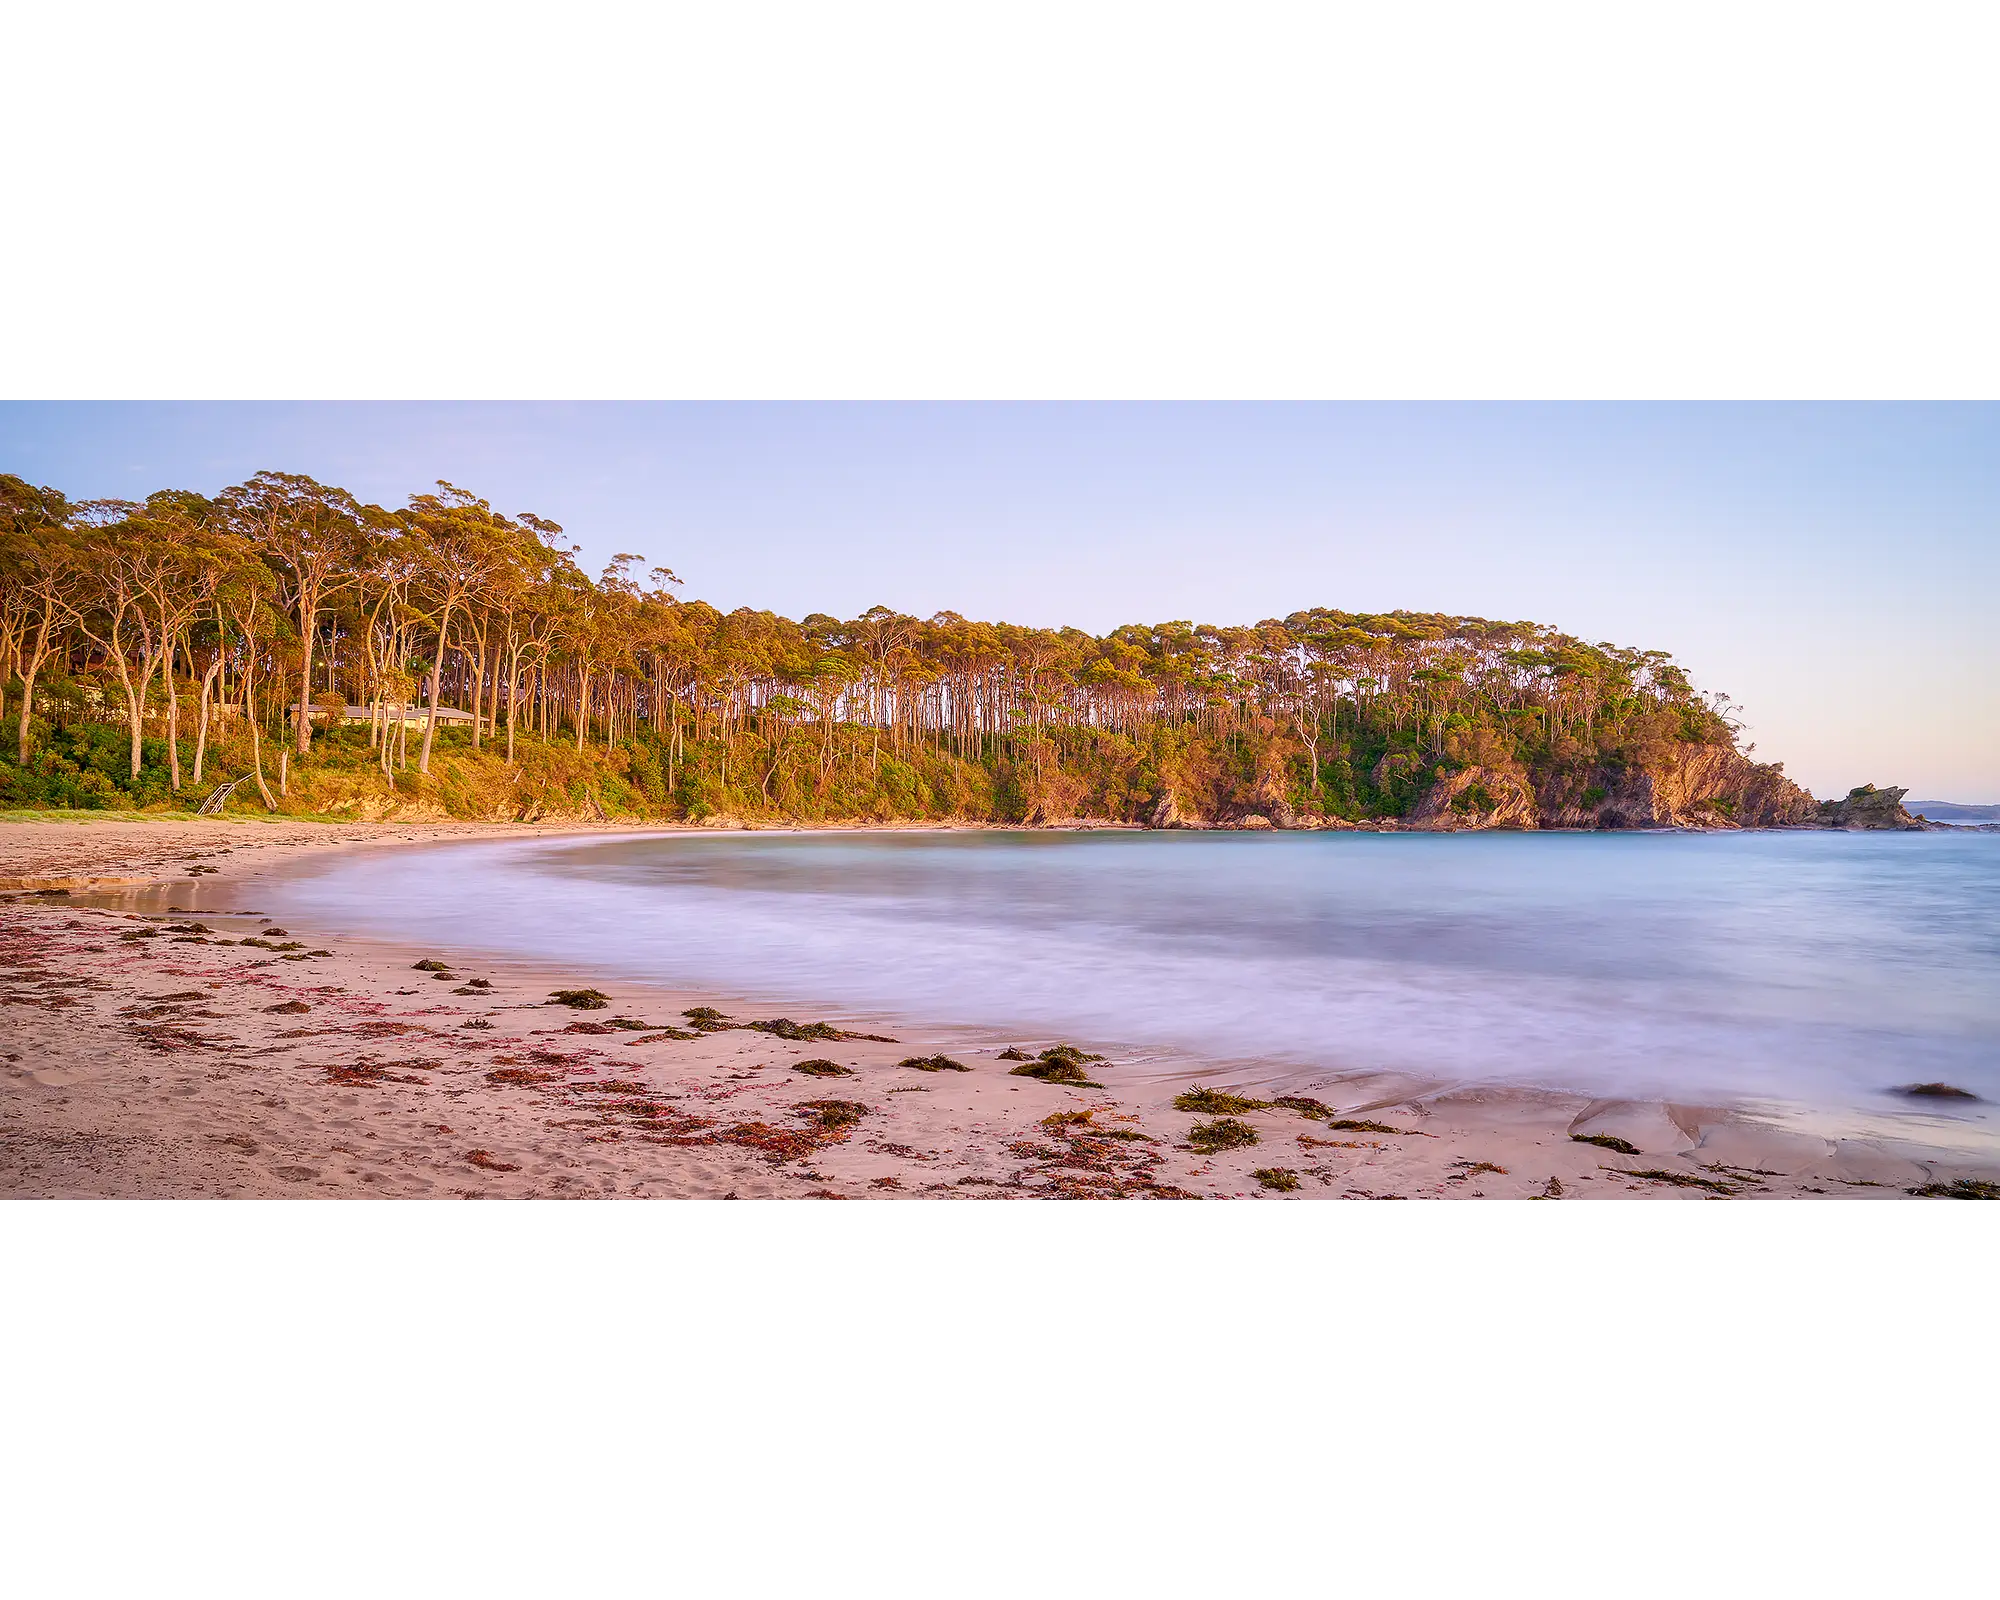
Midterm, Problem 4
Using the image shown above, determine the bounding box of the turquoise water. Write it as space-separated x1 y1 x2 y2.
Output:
270 828 2000 1128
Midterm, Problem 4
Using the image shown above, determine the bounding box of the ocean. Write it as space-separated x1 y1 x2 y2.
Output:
267 827 2000 1141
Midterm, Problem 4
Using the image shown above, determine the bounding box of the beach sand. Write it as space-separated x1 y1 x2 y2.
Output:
2 816 1991 1200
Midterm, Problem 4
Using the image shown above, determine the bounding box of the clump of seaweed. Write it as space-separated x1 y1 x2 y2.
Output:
1253 1167 1301 1192
1907 1178 2000 1199
1327 1119 1404 1135
1173 1084 1270 1115
486 1066 561 1086
899 1054 970 1073
1187 1117 1260 1153
1273 1095 1337 1119
324 1061 424 1087
721 1122 822 1162
549 988 610 1009
412 959 451 972
1040 1110 1095 1133
1448 1160 1508 1181
749 1017 842 1041
262 1000 311 1015
997 1046 1034 1061
1606 1166 1736 1194
1896 1083 1981 1101
1007 1044 1105 1087
465 1149 520 1172
795 1099 869 1131
793 1060 854 1077
683 1006 734 1031
1571 1132 1641 1155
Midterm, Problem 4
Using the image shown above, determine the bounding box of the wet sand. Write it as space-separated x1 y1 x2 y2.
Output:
3 816 1992 1199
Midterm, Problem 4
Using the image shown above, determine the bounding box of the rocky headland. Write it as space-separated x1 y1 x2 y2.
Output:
1142 742 1943 833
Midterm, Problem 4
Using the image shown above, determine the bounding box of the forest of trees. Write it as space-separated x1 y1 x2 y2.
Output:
0 469 1749 826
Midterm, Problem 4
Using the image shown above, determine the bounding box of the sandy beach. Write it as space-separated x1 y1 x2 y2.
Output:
2 815 1992 1200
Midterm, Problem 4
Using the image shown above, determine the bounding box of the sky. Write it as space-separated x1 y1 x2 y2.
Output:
3 401 1994 801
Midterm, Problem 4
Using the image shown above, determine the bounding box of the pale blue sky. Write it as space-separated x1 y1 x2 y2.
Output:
3 402 1994 799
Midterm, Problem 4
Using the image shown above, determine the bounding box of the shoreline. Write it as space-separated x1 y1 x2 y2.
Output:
3 816 1993 1199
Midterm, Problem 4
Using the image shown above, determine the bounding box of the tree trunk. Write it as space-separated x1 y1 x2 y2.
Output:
247 677 277 809
418 601 456 776
295 600 316 756
193 658 222 784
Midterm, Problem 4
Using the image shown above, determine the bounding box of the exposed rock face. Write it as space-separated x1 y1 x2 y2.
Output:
1816 784 1923 830
1129 740 1886 833
1411 743 1820 831
1615 742 1817 828
1408 766 1538 831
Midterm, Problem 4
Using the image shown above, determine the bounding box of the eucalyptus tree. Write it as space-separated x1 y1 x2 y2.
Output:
0 475 84 763
218 471 374 756
121 491 256 790
401 483 515 774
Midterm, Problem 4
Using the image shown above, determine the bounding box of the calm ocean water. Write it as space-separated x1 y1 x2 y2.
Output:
269 829 2000 1131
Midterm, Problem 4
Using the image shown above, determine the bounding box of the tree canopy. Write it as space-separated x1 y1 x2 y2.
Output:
1 467 1755 824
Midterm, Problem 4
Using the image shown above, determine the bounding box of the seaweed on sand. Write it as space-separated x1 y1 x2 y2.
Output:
1186 1117 1260 1153
1327 1119 1407 1136
1604 1166 1737 1194
1571 1132 1641 1155
412 960 451 972
1273 1095 1337 1119
487 1066 563 1087
720 1123 824 1162
1253 1167 1301 1191
549 988 611 1010
324 1061 425 1087
795 1098 869 1131
685 1007 896 1043
465 1149 520 1172
793 1060 854 1077
749 1017 841 1041
899 1054 970 1072
1907 1178 2000 1199
1007 1044 1105 1087
1173 1085 1270 1115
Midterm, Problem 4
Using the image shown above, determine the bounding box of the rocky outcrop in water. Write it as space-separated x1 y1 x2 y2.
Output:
1815 784 1924 830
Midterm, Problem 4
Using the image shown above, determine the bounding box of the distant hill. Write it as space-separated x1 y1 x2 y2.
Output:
1908 801 2000 822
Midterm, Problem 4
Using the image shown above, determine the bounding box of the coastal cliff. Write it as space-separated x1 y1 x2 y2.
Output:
1151 740 1823 833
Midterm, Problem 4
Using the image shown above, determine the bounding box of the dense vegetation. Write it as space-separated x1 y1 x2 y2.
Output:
2 469 1754 825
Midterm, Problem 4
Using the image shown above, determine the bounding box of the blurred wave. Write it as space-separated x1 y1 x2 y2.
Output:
269 828 2000 1124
